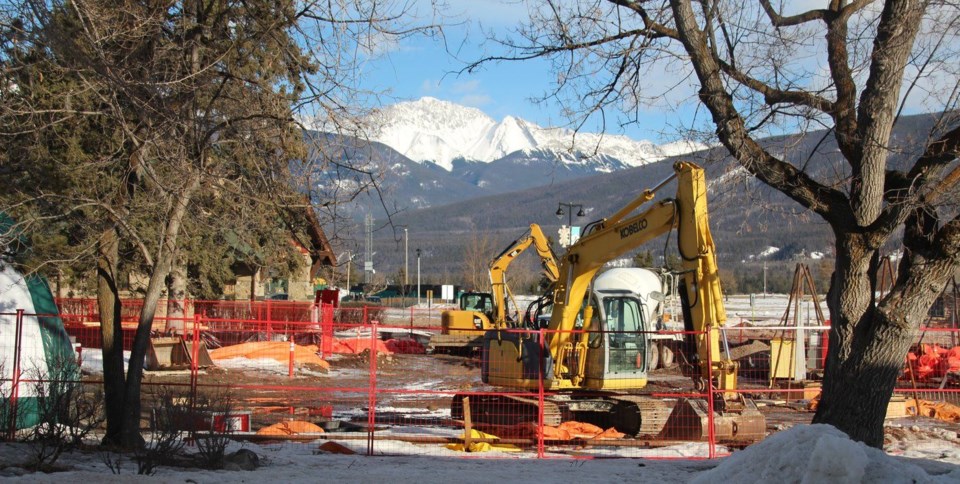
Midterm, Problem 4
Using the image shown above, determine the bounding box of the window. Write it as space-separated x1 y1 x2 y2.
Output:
602 296 647 374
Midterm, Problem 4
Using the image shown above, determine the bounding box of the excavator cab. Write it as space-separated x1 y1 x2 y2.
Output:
441 291 495 335
581 293 652 390
460 292 494 315
601 295 650 375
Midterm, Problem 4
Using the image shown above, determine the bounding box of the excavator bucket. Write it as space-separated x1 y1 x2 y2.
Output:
146 336 213 371
659 397 766 444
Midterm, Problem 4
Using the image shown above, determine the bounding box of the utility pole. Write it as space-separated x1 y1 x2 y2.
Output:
404 228 409 295
416 248 422 306
763 261 768 297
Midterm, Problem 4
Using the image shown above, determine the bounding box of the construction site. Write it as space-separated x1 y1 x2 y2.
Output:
4 164 960 467
4 164 960 462
5 272 953 460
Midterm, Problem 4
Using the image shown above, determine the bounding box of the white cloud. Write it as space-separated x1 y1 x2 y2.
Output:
440 0 530 28
420 78 442 95
458 93 493 108
451 79 483 94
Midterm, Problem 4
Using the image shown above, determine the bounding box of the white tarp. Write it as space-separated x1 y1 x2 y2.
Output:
0 265 50 398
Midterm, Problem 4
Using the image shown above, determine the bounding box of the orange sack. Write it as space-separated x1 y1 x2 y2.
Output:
209 341 330 370
906 399 960 423
558 421 604 439
256 420 325 436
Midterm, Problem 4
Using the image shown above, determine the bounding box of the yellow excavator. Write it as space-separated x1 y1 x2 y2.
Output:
430 224 560 352
455 161 765 443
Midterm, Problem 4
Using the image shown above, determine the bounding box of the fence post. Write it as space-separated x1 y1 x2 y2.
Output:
7 309 25 439
181 298 190 335
190 312 200 412
321 303 334 357
706 326 716 459
266 301 273 341
288 339 295 378
367 322 378 456
537 327 545 458
267 299 272 328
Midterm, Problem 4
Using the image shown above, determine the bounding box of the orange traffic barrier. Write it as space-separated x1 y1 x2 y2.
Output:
905 344 960 381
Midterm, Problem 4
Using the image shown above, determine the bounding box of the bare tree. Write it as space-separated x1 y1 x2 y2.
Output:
466 1 960 447
461 232 496 291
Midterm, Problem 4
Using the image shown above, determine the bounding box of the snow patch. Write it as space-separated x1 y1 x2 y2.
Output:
691 424 960 484
759 246 780 257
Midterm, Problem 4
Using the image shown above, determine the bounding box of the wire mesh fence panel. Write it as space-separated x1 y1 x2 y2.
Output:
9 298 960 460
1 309 87 440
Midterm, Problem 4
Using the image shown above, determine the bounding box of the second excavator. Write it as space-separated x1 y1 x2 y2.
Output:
431 224 559 352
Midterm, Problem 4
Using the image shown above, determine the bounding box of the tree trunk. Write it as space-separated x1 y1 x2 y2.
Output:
814 307 915 447
97 226 125 446
165 252 187 333
120 178 200 447
814 231 954 446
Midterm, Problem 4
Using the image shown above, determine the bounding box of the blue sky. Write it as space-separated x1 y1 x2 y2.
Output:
357 0 692 143
356 1 948 144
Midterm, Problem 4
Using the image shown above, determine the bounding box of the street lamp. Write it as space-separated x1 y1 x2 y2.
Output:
345 252 359 296
336 251 355 295
556 202 586 245
416 248 422 306
404 228 408 303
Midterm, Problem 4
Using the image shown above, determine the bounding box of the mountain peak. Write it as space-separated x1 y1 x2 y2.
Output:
369 97 696 171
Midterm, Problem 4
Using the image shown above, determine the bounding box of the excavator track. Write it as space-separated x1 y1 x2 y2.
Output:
451 393 564 427
607 395 675 437
451 392 674 437
452 392 764 444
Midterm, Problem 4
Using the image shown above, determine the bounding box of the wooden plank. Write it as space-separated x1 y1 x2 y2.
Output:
463 396 473 451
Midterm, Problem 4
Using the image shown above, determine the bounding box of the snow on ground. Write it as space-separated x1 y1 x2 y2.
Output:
722 293 828 326
693 424 960 484
885 422 960 464
1 424 959 482
78 348 129 374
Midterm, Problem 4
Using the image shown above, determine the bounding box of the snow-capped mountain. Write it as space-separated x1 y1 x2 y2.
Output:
302 97 717 215
369 97 704 171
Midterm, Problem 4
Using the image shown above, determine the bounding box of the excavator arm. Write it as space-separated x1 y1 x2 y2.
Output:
489 223 560 328
673 162 733 395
